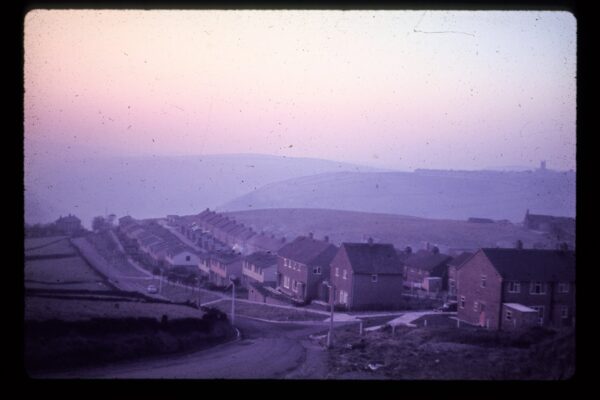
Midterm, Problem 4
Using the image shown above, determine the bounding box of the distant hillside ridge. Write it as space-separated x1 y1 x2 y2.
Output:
223 208 567 253
219 168 575 222
24 153 383 228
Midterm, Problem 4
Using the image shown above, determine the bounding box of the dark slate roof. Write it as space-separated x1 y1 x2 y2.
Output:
447 252 474 269
525 213 575 225
248 233 286 253
404 250 452 271
481 248 575 281
211 250 243 264
244 251 278 270
341 243 403 275
278 236 338 266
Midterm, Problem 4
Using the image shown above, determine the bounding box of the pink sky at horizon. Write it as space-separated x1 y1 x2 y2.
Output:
24 10 576 171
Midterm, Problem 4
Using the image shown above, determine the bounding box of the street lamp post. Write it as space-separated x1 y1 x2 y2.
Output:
323 281 335 349
230 275 237 325
158 268 164 294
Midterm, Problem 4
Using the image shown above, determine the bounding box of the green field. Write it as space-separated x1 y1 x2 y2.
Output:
25 296 205 321
25 256 105 285
209 299 327 321
25 236 69 250
25 236 76 257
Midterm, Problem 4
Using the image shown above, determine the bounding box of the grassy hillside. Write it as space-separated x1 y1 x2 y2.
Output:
224 208 559 251
24 153 381 227
220 169 575 222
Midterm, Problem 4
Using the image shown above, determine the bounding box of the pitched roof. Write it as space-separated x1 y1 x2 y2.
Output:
341 243 403 275
244 251 278 270
404 250 452 271
480 248 575 281
278 236 338 266
211 250 243 264
447 251 474 269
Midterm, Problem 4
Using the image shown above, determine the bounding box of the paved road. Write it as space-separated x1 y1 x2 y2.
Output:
38 317 337 379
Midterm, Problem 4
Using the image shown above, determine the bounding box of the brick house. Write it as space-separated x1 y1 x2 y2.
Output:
208 250 243 287
277 234 338 304
241 251 279 288
403 248 452 293
329 240 404 310
456 248 575 330
447 251 474 300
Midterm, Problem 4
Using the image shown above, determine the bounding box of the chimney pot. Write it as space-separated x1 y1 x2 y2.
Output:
309 232 314 239
324 235 329 243
368 237 374 245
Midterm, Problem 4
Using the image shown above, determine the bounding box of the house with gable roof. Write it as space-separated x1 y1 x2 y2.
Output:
329 239 404 310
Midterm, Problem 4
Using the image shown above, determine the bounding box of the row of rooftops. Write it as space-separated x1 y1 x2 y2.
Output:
119 216 199 259
126 213 575 281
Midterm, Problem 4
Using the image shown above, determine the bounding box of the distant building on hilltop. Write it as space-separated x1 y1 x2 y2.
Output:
55 214 82 236
523 210 575 246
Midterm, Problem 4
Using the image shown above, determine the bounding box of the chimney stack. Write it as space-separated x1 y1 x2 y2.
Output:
324 235 329 243
432 246 440 254
309 232 314 239
281 237 286 243
368 237 374 245
515 240 523 250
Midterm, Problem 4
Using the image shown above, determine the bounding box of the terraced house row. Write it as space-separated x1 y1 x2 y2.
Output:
123 211 576 330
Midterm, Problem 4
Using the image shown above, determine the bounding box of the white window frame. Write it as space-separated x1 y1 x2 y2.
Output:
508 281 521 293
313 266 321 275
335 267 339 277
293 280 298 292
283 275 290 289
481 275 487 288
371 274 378 283
558 282 570 293
342 269 348 280
460 296 466 309
560 305 569 319
473 301 479 312
530 281 546 295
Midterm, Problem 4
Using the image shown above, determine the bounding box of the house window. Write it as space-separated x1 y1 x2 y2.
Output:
293 280 298 292
473 301 478 312
561 306 569 319
480 275 487 288
335 267 339 277
284 258 289 267
186 255 191 262
508 281 521 293
506 310 512 321
558 283 570 293
283 275 290 289
342 269 348 280
371 274 378 283
530 282 546 295
460 296 466 309
313 266 321 275
531 306 544 325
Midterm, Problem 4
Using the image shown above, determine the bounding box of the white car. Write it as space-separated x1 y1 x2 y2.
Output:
147 284 158 294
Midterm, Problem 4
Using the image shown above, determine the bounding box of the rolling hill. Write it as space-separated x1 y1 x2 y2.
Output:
24 153 382 228
219 168 576 222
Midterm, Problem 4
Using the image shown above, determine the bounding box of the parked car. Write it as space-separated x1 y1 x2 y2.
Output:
147 284 158 294
437 301 458 312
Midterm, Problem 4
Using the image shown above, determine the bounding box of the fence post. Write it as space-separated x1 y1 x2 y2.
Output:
424 319 428 327
392 324 396 336
359 321 364 336
457 318 460 328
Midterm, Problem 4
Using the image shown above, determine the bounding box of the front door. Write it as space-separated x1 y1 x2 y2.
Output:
479 303 487 327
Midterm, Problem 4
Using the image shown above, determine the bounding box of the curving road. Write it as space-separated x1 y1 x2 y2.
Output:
37 317 339 379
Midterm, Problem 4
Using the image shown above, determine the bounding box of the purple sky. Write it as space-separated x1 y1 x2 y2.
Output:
24 10 576 171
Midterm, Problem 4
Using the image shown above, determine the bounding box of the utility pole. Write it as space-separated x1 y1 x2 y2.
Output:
158 269 163 294
230 275 237 325
324 281 335 349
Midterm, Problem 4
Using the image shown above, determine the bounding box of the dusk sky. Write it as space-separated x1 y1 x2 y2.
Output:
24 10 576 171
